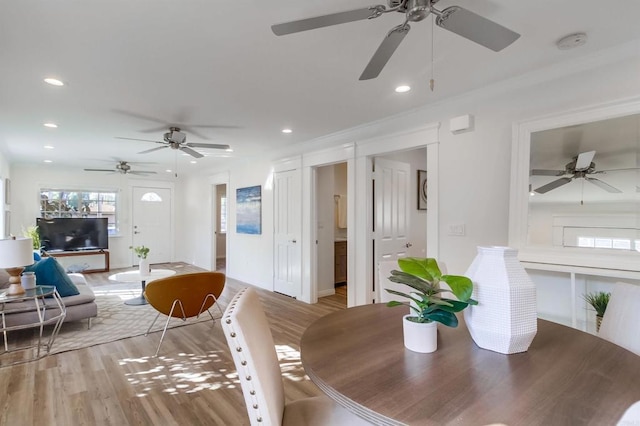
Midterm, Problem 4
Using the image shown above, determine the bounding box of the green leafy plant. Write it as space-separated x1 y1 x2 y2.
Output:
22 225 41 250
129 245 150 259
583 291 610 317
385 257 478 327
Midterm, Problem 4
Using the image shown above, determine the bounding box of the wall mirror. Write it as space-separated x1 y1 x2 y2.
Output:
509 99 640 271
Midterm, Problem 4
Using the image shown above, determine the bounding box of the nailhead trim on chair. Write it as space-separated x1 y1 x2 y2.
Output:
224 288 265 425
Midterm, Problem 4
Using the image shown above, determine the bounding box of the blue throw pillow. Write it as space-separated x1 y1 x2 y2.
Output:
33 251 41 261
24 257 80 297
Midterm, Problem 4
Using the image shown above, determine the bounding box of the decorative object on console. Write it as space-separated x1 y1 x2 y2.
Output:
0 237 35 295
130 245 150 275
385 257 477 353
464 246 537 354
583 291 610 332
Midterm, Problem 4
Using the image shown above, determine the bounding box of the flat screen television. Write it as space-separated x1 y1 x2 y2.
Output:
36 217 109 252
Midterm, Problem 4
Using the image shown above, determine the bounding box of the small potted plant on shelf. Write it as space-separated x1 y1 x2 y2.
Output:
583 291 610 332
386 257 477 353
22 225 41 252
130 245 150 274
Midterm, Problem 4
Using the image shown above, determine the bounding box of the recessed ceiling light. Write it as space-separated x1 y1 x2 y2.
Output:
44 123 58 128
44 145 54 149
44 78 64 86
190 160 197 164
43 160 52 163
282 128 292 134
165 169 172 173
225 148 234 152
395 85 411 93
181 153 190 156
556 33 588 50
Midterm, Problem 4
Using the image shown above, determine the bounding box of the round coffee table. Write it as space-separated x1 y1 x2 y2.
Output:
108 269 177 305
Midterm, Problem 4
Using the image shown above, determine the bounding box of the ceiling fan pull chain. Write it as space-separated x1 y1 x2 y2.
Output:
429 14 435 91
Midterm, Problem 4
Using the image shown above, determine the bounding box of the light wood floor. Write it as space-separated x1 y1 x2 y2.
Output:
0 263 346 426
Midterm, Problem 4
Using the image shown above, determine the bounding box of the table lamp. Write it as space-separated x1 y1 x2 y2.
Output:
0 237 34 295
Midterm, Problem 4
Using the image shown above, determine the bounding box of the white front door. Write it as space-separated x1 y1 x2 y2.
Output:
274 169 302 297
132 186 172 265
374 158 411 300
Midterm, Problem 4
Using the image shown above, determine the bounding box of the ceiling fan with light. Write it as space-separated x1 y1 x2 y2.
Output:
271 0 520 80
116 127 231 159
84 160 157 175
531 150 636 194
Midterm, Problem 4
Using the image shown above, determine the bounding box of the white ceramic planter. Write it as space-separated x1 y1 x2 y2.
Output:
139 258 150 275
464 246 537 354
403 315 437 353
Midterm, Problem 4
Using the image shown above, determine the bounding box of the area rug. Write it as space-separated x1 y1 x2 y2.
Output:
49 282 224 355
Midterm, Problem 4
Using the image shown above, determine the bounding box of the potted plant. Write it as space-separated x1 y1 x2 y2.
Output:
130 245 150 274
386 257 477 353
583 291 610 332
22 225 41 251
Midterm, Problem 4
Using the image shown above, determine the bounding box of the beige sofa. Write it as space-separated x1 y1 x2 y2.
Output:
1 272 98 329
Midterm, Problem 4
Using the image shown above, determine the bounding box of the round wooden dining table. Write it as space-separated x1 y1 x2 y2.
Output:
300 304 640 426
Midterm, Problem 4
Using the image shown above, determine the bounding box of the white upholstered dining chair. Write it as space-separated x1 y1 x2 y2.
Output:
221 287 371 426
617 401 640 425
598 281 640 356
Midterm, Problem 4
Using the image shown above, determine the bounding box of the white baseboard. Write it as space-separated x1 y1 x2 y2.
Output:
318 288 336 298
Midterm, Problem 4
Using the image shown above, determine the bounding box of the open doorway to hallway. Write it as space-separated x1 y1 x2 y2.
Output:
214 183 227 273
316 162 348 307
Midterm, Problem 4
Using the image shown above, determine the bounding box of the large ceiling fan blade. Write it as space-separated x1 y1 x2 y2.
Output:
435 6 520 52
272 6 386 36
575 150 596 170
138 146 169 154
112 109 168 125
139 125 171 134
128 171 158 175
596 167 640 173
186 142 231 150
180 146 204 158
187 124 240 129
586 177 622 193
115 136 163 143
531 169 566 176
359 23 411 81
534 177 572 194
84 168 116 172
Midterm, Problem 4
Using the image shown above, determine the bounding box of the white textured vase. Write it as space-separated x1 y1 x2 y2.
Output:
464 246 537 354
403 316 437 353
139 258 150 275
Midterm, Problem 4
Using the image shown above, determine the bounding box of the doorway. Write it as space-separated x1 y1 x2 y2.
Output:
131 186 172 265
316 162 348 306
213 183 227 273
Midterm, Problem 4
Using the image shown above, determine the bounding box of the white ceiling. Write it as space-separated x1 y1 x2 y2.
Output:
1 0 640 176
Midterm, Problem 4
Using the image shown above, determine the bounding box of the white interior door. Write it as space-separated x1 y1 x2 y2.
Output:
132 187 172 265
374 158 411 299
274 169 302 297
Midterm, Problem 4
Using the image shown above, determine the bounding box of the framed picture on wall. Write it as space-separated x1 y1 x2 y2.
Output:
236 185 262 235
417 170 427 210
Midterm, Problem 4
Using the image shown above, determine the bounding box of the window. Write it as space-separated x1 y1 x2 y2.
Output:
40 189 118 234
219 196 227 233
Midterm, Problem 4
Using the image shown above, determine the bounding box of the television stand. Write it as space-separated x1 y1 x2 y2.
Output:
44 249 110 273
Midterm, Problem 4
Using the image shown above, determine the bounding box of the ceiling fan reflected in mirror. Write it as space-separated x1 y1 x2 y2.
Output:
271 0 520 80
84 160 157 176
116 127 231 159
531 150 638 194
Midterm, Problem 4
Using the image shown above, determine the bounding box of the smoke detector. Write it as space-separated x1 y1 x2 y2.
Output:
556 32 588 50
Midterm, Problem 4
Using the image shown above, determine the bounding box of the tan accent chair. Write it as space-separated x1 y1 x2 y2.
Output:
222 287 372 426
144 271 225 356
598 281 640 356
